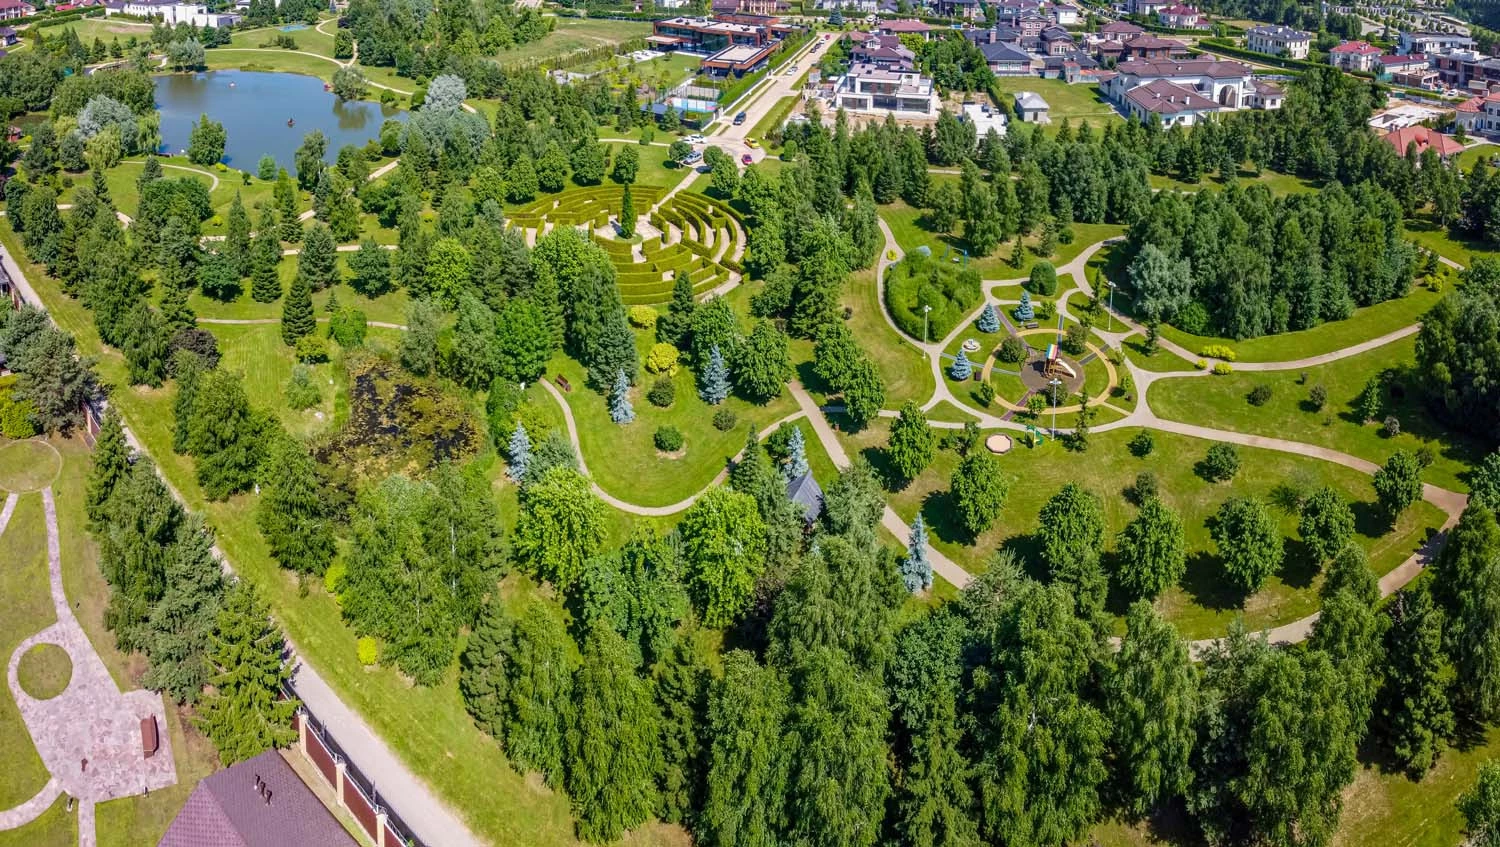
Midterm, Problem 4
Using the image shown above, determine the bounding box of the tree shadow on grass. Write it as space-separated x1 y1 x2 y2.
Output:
793 360 831 396
1351 499 1392 540
857 443 906 492
1178 550 1247 613
919 487 980 549
996 533 1048 583
1099 798 1207 847
1277 539 1322 591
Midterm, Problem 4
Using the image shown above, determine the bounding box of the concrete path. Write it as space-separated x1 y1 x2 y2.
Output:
195 317 407 331
0 779 61 831
3 487 177 847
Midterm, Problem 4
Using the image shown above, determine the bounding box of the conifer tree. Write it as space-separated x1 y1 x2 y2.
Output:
159 281 196 332
196 582 298 764
658 272 696 349
619 184 635 238
785 425 810 480
566 625 661 843
902 514 932 592
655 630 709 824
250 212 283 303
507 422 532 483
459 599 512 738
502 599 577 784
172 353 203 454
86 408 129 527
699 344 730 405
977 303 1000 333
1015 289 1034 321
297 223 339 291
949 349 972 381
609 369 634 424
886 401 936 484
256 437 335 577
185 369 263 500
142 515 224 704
1378 586 1454 774
281 266 315 345
224 192 251 277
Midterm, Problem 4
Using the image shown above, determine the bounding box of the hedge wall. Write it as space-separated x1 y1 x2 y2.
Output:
882 251 982 342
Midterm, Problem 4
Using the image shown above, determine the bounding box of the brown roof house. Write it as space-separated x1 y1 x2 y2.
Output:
158 750 359 847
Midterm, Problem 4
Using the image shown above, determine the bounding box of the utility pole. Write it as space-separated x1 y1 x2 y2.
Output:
1106 280 1116 333
1049 377 1062 439
922 304 932 346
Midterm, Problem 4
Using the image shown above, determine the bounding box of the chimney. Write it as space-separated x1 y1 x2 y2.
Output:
252 774 261 793
264 789 273 807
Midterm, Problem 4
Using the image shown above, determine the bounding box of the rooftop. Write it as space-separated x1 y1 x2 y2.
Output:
158 750 359 847
1247 24 1312 40
878 18 931 31
1329 40 1381 54
1380 52 1427 64
1014 90 1049 110
1383 125 1463 158
1101 20 1145 33
1116 58 1250 79
1124 79 1218 113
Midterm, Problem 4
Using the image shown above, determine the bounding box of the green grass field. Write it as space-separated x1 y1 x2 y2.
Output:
1146 336 1485 492
0 492 56 812
990 77 1122 133
835 267 935 407
839 423 1444 641
879 201 1125 281
493 17 653 66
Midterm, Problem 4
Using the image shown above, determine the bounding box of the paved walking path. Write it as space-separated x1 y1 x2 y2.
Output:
2 485 177 847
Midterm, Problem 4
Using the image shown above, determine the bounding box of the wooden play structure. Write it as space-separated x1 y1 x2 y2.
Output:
1043 343 1077 380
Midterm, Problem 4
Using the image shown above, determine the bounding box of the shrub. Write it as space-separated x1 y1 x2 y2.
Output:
883 252 982 341
1195 359 1208 370
712 408 737 431
357 636 378 666
1248 384 1272 406
1200 344 1237 361
1212 362 1233 375
1129 430 1154 457
1308 383 1327 411
998 335 1027 363
1383 415 1402 438
328 306 368 348
1026 392 1047 417
1028 261 1058 296
1062 324 1087 356
976 381 995 407
628 304 659 330
285 364 321 410
295 334 328 363
0 389 37 439
648 376 676 408
655 426 684 452
1201 443 1240 482
645 342 680 375
1131 470 1158 503
1036 300 1056 321
323 558 347 594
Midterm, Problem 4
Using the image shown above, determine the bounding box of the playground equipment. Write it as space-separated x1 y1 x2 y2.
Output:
1025 424 1046 447
1043 343 1078 380
940 245 969 265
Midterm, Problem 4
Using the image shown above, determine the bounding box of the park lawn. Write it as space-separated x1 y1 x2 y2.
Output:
580 52 701 88
1122 336 1199 372
209 322 343 439
989 77 1121 132
190 262 412 326
1454 142 1499 173
1146 336 1485 493
228 22 337 56
0 796 74 847
838 267 936 407
47 16 155 42
2 224 697 847
924 399 981 424
547 347 799 508
1403 215 1500 267
844 423 1444 640
0 493 57 811
747 95 799 141
879 201 1124 281
492 17 653 66
1147 167 1322 195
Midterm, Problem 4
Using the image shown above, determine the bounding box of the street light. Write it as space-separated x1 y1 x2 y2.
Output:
1106 280 1116 333
922 304 932 345
1049 377 1063 439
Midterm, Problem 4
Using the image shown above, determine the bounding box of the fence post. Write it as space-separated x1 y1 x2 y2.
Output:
334 758 348 808
376 811 389 847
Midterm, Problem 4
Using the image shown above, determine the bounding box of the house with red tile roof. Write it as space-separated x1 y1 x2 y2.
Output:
1383 125 1463 159
1328 40 1382 72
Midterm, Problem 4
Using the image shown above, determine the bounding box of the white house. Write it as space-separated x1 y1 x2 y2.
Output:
1014 90 1050 122
106 0 240 25
1121 79 1220 126
1245 24 1311 59
1105 58 1260 109
1155 4 1205 28
830 62 941 117
1327 40 1382 72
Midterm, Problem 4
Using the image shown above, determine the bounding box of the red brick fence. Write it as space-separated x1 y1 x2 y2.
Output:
293 704 428 847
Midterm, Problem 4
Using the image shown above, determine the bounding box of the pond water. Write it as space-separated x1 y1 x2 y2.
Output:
153 70 405 169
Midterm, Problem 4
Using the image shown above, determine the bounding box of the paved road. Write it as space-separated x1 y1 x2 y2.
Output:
705 35 822 163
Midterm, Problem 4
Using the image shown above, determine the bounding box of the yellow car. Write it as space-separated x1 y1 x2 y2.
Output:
746 138 760 148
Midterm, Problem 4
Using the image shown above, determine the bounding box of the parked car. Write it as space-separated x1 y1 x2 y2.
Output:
682 150 703 166
741 153 753 165
686 133 706 144
733 111 747 125
746 137 759 148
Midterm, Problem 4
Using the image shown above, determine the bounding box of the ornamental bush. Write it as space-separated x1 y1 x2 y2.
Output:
357 636 378 666
628 305 658 330
998 335 1027 363
1212 362 1233 375
646 342 680 376
1248 384 1273 406
1201 443 1240 482
1200 344 1237 361
655 426 684 452
648 376 676 408
712 408 737 431
1028 261 1058 296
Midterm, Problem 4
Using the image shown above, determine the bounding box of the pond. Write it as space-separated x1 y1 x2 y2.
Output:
153 70 405 170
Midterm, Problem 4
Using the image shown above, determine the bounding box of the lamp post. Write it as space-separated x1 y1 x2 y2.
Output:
922 304 932 346
1106 280 1116 333
1049 377 1062 439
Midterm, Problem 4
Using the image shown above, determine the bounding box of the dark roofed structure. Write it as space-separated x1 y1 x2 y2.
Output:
786 472 824 524
158 750 359 847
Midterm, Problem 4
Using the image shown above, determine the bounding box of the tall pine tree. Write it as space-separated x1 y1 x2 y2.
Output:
195 582 298 764
281 266 316 345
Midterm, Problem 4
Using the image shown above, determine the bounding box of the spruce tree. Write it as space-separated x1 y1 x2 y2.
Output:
699 344 730 405
172 353 203 454
1378 586 1454 774
507 422 532 483
902 514 933 592
225 192 252 277
297 223 339 291
609 369 635 424
256 437 335 577
158 281 195 333
949 349 973 381
565 625 661 843
196 582 298 764
1015 290 1034 321
657 272 696 349
249 212 283 303
281 267 315 345
141 515 224 704
977 303 1000 333
459 600 512 738
785 426 810 480
655 630 709 824
86 408 129 527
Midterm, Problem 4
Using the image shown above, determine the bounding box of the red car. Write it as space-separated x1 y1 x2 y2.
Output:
741 153 753 165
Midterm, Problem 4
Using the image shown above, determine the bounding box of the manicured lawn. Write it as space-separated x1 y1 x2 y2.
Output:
3 224 692 847
841 423 1444 641
0 796 74 847
492 17 653 66
209 322 344 439
989 77 1121 132
1146 336 1485 492
1454 142 1500 173
191 267 412 327
837 267 935 407
1148 167 1322 195
879 201 1125 281
16 644 71 700
0 492 56 811
1403 215 1500 267
0 440 62 492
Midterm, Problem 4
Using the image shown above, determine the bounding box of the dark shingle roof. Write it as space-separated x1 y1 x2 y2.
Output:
158 750 360 847
786 472 824 523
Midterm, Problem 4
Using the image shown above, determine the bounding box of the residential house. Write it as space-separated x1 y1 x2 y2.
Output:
1156 5 1205 28
786 473 824 524
1041 50 1100 81
1327 40 1382 72
1121 33 1185 60
850 32 916 71
157 750 360 847
1121 79 1220 125
0 0 34 19
1379 52 1430 74
701 43 779 75
1455 90 1500 133
876 18 933 39
1245 24 1312 59
1248 79 1284 109
1099 20 1145 41
932 0 982 20
106 0 240 25
1052 3 1080 26
1398 30 1473 56
1014 90 1050 122
830 62 942 116
1382 125 1463 159
1091 37 1125 64
1127 0 1168 15
976 39 1035 75
1104 58 1270 110
1039 25 1075 55
649 14 791 53
1432 50 1500 89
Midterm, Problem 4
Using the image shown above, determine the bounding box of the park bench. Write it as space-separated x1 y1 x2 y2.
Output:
141 715 159 759
555 375 572 393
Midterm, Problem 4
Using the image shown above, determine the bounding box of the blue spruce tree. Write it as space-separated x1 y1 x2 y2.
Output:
977 303 1000 333
1014 290 1034 322
949 349 973 381
609 369 635 424
785 426 810 481
902 514 932 592
699 344 730 405
507 422 531 482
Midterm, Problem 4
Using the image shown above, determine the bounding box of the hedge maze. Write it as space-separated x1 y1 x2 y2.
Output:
507 186 746 305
